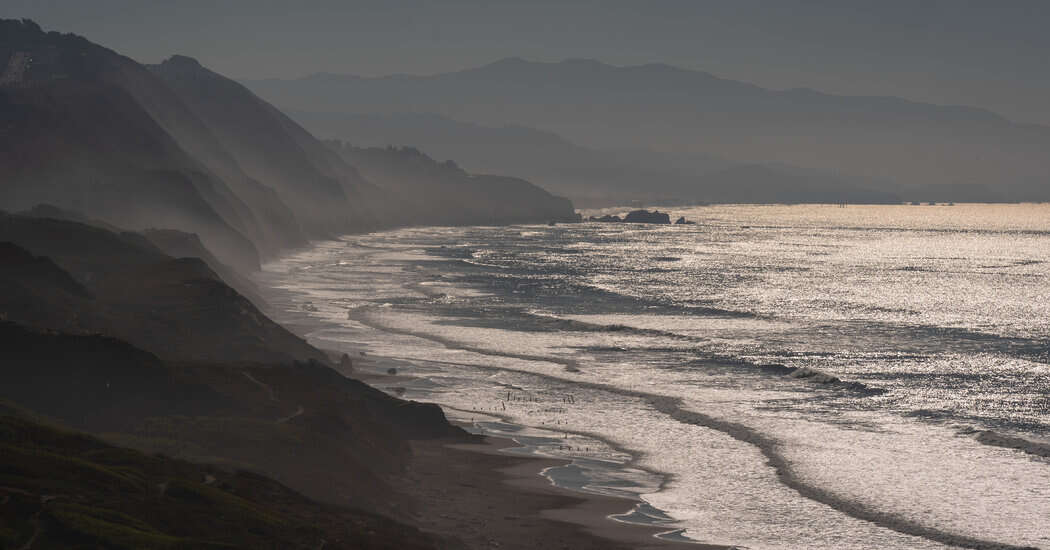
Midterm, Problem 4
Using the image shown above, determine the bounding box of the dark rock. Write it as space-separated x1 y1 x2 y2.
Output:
623 209 671 224
674 216 697 225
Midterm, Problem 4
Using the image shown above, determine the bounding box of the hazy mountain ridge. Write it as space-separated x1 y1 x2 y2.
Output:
0 19 267 271
296 110 904 206
147 54 378 239
2 19 578 278
246 57 1050 202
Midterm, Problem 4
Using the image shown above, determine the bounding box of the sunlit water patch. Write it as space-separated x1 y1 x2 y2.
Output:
258 204 1050 549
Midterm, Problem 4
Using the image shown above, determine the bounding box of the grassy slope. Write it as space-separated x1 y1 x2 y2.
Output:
0 404 442 550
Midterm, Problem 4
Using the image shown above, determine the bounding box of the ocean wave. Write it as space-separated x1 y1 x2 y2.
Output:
975 430 1050 459
757 364 888 396
523 311 889 395
321 304 1027 549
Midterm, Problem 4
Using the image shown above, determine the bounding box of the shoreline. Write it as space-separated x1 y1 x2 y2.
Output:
394 433 726 550
336 313 1042 550
254 231 1050 550
350 362 718 549
252 267 720 548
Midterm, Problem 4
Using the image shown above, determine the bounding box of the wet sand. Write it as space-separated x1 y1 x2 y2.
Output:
393 435 728 550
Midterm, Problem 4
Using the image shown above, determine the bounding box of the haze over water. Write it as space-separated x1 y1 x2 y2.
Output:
260 204 1050 549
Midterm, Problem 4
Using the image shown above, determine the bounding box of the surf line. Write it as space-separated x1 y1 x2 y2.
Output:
438 403 699 546
347 307 583 373
351 308 1036 550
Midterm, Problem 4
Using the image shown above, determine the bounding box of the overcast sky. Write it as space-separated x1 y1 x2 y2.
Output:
5 0 1049 125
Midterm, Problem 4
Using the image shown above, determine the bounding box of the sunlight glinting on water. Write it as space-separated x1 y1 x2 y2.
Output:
258 204 1050 550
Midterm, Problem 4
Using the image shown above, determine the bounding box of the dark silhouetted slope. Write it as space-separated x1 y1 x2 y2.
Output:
149 55 390 235
0 319 464 520
14 204 263 303
0 214 323 364
328 143 577 224
0 19 264 271
0 322 221 429
141 228 266 306
0 242 93 332
0 402 442 550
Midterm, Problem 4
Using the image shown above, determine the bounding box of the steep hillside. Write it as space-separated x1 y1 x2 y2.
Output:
0 214 323 364
3 20 581 270
0 222 468 514
0 319 464 521
148 55 384 236
0 402 443 550
0 19 263 270
142 227 266 305
15 204 264 303
328 143 578 224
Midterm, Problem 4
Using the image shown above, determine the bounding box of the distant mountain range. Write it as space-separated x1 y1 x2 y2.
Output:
292 111 904 206
245 57 1050 203
0 20 575 272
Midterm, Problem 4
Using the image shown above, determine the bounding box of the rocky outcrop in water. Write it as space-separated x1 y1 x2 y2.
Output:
623 209 671 224
587 210 673 224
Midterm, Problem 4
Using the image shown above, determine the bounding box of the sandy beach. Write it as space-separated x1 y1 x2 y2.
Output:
339 351 715 549
393 434 726 550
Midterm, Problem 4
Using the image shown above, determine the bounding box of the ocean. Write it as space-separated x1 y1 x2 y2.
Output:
257 203 1050 549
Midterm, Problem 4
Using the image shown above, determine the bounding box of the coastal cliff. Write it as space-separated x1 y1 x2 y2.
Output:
327 143 578 226
1 18 579 275
0 18 680 550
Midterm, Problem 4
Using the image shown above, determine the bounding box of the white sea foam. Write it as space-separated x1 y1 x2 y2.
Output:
256 205 1050 549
